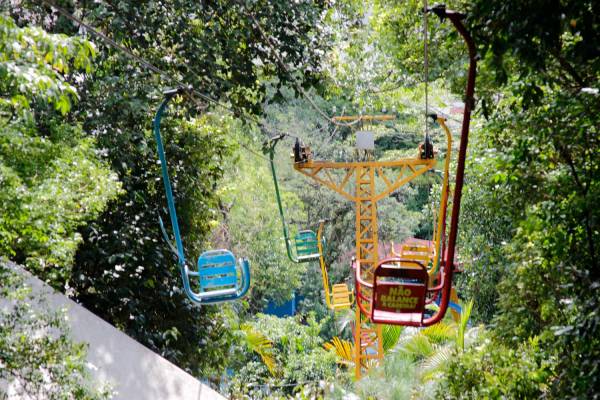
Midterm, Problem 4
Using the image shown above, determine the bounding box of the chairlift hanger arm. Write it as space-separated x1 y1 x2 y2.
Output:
154 89 188 267
423 3 477 327
431 116 452 276
317 221 332 309
268 136 323 264
155 89 209 304
267 139 299 263
317 220 354 310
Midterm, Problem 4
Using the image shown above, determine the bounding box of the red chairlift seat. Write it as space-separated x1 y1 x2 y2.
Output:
371 259 429 325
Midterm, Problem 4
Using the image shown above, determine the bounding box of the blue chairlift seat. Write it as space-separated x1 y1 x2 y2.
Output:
182 249 250 304
198 250 240 294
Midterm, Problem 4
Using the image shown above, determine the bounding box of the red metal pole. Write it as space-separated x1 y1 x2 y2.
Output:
423 6 477 326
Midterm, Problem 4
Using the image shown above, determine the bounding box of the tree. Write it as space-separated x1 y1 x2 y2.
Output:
227 313 337 399
216 125 307 310
0 13 121 282
6 0 336 378
461 1 600 397
326 301 478 400
431 0 600 397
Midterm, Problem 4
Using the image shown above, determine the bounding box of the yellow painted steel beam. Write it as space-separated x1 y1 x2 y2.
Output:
293 166 355 201
294 160 436 203
295 158 434 169
371 163 435 202
353 165 383 379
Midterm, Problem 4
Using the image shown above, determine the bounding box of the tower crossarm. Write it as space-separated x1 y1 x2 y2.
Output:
293 158 436 202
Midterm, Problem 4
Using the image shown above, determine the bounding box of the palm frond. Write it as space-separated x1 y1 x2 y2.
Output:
420 344 454 382
382 324 404 353
457 299 474 351
400 333 434 360
240 323 279 376
324 336 354 366
420 322 455 344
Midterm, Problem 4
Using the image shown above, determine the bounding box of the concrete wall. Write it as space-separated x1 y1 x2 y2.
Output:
4 262 226 400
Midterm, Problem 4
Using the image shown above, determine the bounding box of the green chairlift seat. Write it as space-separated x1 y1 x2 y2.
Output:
267 135 324 264
295 230 321 262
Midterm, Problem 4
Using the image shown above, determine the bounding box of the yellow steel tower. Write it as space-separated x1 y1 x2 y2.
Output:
292 115 438 378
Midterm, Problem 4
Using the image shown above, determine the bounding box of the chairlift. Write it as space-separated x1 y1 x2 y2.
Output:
267 135 323 263
153 88 250 304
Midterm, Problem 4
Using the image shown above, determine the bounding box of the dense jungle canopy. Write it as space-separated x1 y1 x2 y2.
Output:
1 0 599 398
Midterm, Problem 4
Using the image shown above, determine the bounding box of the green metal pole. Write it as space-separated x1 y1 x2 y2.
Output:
268 142 298 263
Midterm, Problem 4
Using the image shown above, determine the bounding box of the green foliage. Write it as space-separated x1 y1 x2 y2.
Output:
444 0 600 397
73 111 235 378
352 356 420 400
0 14 120 282
6 0 599 397
0 120 121 281
0 262 110 399
336 317 478 400
217 129 306 308
0 14 94 115
330 302 479 400
456 300 474 352
237 323 278 377
13 0 336 378
438 336 555 399
228 314 337 399
454 157 513 322
324 0 467 112
23 0 331 114
381 324 403 352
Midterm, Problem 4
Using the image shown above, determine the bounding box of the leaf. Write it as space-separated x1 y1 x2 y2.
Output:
382 324 403 352
420 322 455 344
400 334 434 360
323 336 354 366
240 323 279 377
420 345 454 381
457 299 474 352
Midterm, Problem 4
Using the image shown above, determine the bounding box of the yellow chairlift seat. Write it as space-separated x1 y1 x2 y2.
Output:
330 283 353 310
392 240 435 269
316 220 355 311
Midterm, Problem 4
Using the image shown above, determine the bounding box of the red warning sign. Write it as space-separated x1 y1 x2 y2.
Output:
374 283 426 313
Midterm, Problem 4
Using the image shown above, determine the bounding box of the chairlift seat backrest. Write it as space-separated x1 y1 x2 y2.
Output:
400 242 434 266
197 249 239 291
371 261 429 325
295 230 320 262
331 283 353 310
